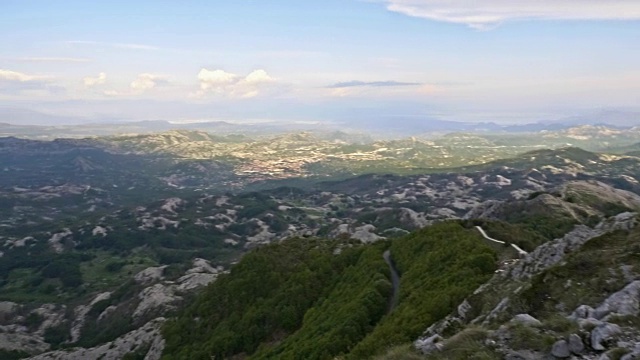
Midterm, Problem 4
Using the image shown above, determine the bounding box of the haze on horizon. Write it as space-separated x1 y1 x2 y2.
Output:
1 0 640 126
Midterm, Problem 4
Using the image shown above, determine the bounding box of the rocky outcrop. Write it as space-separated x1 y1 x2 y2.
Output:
0 326 50 354
27 317 166 360
463 200 505 220
414 212 640 357
510 314 542 327
351 224 384 243
134 266 168 285
507 225 602 280
0 303 66 355
133 259 226 319
70 292 111 343
48 229 72 253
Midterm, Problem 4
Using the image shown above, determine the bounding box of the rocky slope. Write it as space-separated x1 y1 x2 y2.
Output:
413 212 640 359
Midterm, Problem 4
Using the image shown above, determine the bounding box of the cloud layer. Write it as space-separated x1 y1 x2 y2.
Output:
130 73 167 93
195 68 275 98
83 72 107 87
328 80 421 88
385 0 640 29
0 69 61 95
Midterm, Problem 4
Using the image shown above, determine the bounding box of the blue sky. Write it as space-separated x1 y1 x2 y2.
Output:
1 0 640 125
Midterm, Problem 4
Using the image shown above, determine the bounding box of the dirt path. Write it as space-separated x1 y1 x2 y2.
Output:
383 249 400 313
475 226 528 256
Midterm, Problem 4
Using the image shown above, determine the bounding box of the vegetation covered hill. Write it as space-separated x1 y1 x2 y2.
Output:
162 222 498 359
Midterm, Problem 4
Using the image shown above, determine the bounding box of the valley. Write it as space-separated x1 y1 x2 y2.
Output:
1 125 640 359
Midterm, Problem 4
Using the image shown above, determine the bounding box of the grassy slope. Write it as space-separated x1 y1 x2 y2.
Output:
161 222 498 360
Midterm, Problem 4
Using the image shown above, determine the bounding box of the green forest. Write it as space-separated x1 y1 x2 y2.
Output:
162 221 497 359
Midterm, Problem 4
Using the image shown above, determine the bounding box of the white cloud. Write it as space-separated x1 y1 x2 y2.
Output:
0 69 41 82
130 73 167 92
384 0 640 29
11 57 91 63
195 68 276 98
83 72 107 87
244 69 274 84
197 69 238 91
103 90 120 97
67 40 159 51
0 69 61 95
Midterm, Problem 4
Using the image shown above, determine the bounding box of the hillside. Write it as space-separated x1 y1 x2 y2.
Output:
162 222 498 359
1 136 640 359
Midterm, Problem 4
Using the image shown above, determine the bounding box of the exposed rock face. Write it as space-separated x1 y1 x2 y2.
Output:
48 229 72 253
330 223 385 243
134 284 178 319
568 333 584 354
596 212 639 232
134 258 226 319
245 220 276 248
0 303 67 354
507 225 603 280
32 304 66 337
463 200 505 220
510 314 542 327
0 326 50 354
397 207 429 228
70 292 112 343
594 280 640 320
134 266 168 285
414 212 640 357
160 197 185 214
351 224 384 243
414 334 443 354
591 323 622 351
27 318 166 360
563 181 640 211
570 281 640 322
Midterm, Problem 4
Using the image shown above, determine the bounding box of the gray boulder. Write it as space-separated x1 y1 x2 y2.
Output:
596 280 640 320
551 339 570 358
570 304 596 320
510 314 542 327
591 323 621 351
568 333 584 354
414 334 443 354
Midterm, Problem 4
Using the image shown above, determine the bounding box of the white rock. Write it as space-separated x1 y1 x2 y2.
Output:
134 266 167 285
27 318 166 360
510 314 542 327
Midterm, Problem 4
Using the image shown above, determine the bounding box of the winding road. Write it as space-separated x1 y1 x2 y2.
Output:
383 250 400 313
475 226 528 256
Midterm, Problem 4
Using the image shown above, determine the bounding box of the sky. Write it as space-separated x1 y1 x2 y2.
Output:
1 0 640 125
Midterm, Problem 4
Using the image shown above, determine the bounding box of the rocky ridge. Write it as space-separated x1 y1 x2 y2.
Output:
415 212 640 359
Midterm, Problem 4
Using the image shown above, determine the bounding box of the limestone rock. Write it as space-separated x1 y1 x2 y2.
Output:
508 225 603 280
186 258 216 274
0 325 49 354
570 305 596 320
568 333 584 354
414 334 443 354
463 200 505 220
551 339 570 358
591 323 621 351
351 224 384 243
70 292 112 343
133 284 180 320
457 300 472 320
510 314 542 327
176 273 217 292
595 280 640 320
27 318 165 360
134 266 167 285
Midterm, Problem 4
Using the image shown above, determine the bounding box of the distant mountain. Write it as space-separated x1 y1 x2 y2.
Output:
551 109 640 128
